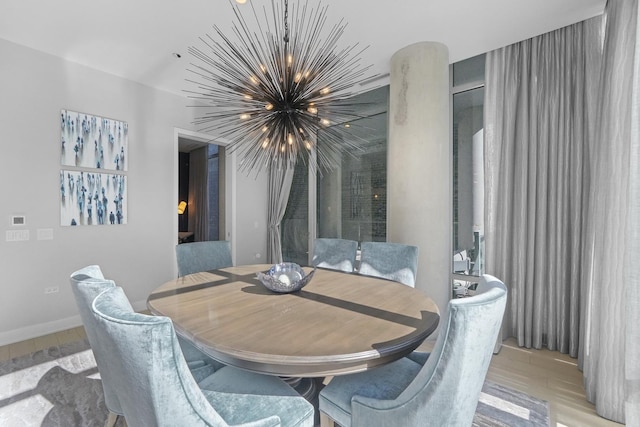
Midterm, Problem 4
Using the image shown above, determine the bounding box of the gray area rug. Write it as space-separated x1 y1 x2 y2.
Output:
0 340 549 426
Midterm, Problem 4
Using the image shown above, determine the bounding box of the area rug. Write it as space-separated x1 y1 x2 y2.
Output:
0 340 549 426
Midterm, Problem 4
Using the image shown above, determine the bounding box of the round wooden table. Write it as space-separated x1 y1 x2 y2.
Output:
147 264 440 378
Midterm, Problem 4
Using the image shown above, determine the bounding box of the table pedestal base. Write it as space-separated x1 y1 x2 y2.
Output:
283 377 324 426
283 377 317 401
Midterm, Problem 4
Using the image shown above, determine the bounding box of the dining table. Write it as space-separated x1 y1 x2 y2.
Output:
147 264 440 398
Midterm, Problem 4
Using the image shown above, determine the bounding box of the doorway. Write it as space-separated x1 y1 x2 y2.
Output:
174 128 236 260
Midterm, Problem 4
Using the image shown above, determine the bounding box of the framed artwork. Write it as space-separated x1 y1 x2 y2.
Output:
60 109 128 171
60 170 127 226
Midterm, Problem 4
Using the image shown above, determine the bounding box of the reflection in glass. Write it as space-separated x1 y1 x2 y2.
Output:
453 87 484 277
317 111 388 244
281 160 309 265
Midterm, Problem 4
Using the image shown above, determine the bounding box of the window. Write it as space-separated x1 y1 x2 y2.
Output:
281 86 389 263
452 54 485 295
207 144 220 240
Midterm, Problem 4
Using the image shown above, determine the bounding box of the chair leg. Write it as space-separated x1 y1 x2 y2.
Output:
320 411 336 427
105 412 120 427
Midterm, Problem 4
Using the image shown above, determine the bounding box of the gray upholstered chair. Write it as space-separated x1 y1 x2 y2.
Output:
312 238 359 273
176 240 233 277
69 266 124 427
318 274 507 427
90 285 314 427
70 266 223 426
358 242 419 287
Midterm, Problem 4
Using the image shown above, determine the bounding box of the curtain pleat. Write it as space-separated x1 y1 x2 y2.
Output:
580 0 639 422
626 0 640 421
188 146 209 242
266 165 294 264
485 17 603 356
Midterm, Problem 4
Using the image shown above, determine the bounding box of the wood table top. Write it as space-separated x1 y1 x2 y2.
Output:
148 264 440 377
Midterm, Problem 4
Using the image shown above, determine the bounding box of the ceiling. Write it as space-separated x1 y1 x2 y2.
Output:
1 0 605 99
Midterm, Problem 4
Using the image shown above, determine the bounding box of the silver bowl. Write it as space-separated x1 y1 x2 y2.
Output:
256 263 315 293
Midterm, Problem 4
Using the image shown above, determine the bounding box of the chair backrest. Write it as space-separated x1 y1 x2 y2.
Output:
69 265 122 416
358 242 419 287
351 274 507 426
312 238 359 273
175 240 233 277
90 286 243 427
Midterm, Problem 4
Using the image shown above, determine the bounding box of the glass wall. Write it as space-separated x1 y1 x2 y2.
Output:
207 144 220 240
452 54 485 295
281 160 309 265
281 86 389 264
317 111 388 243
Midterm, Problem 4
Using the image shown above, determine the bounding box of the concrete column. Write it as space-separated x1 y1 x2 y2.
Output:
388 42 451 314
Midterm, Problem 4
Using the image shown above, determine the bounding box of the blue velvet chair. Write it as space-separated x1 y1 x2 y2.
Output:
176 240 233 277
358 242 419 287
70 266 223 426
312 238 359 273
69 266 123 427
318 274 507 427
91 285 315 427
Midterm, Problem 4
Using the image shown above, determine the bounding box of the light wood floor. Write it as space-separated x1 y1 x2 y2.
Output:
417 338 624 427
0 331 624 427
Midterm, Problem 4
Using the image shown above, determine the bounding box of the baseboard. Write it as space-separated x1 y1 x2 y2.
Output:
0 315 83 347
0 298 148 347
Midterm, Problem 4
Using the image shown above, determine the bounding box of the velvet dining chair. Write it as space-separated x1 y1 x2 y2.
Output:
70 265 223 426
318 274 507 427
69 266 124 427
358 242 419 287
175 240 233 277
90 285 315 427
312 238 359 273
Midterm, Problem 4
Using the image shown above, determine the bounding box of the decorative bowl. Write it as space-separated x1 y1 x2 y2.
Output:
256 263 315 293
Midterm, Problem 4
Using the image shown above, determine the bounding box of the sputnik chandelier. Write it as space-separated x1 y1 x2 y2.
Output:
186 0 373 174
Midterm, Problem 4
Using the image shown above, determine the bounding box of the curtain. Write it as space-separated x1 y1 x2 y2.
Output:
188 146 209 242
484 17 603 356
580 0 640 423
486 0 640 421
266 164 294 263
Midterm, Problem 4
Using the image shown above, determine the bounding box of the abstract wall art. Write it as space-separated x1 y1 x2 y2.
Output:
60 170 127 226
60 109 128 226
60 109 128 171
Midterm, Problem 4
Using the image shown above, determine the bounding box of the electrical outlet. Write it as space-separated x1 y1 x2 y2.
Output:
44 286 59 294
37 228 54 240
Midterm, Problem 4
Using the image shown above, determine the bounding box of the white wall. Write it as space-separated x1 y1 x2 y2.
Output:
0 38 268 345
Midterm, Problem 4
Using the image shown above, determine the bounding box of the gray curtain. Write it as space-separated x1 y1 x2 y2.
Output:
486 0 640 422
580 0 640 423
484 17 603 356
188 146 209 242
267 165 294 264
